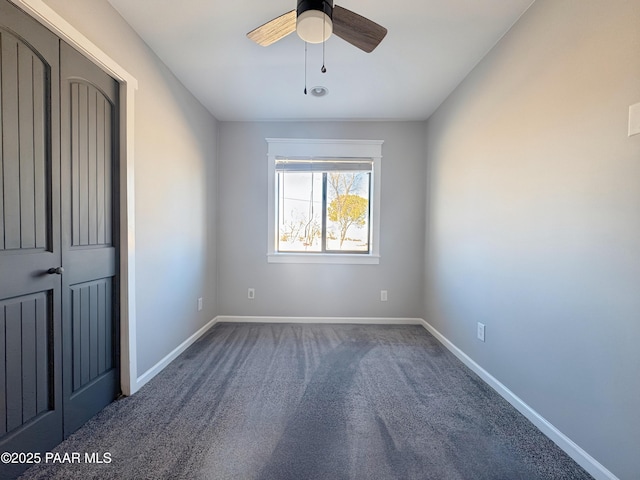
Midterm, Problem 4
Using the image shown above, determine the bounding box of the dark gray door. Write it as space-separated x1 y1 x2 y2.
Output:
0 0 63 476
60 41 120 436
0 2 120 475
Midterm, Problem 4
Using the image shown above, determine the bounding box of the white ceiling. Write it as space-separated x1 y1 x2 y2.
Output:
107 0 535 121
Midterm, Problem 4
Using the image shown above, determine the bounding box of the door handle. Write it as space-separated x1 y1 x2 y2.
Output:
47 266 64 275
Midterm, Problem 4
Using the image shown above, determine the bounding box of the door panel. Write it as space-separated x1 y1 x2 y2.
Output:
60 41 120 437
69 81 113 248
70 279 114 390
0 0 63 476
1 293 52 434
0 31 49 252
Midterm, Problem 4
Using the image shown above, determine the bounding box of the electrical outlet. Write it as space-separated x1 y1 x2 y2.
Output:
248 288 255 300
197 297 203 311
381 290 388 302
477 322 485 342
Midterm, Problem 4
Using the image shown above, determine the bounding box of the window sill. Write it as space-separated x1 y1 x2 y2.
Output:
267 253 380 265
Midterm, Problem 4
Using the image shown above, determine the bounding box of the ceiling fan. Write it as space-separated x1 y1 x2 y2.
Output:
247 0 387 53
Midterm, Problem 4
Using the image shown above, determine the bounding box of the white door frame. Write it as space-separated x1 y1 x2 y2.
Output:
11 0 139 395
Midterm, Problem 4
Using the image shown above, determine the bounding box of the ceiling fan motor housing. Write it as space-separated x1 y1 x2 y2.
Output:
297 0 334 43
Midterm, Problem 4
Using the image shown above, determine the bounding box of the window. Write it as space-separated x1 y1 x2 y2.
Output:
277 159 372 253
267 139 383 264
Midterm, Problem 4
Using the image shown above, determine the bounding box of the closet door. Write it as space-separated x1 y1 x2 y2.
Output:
0 4 121 476
0 0 63 475
60 41 120 436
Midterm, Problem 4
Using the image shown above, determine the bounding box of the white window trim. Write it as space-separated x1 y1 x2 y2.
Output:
267 138 383 265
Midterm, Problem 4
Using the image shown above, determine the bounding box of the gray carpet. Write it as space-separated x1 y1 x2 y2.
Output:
20 323 593 479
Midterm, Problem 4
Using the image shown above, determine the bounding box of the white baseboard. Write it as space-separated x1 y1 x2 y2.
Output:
134 317 219 392
215 315 424 325
418 319 618 480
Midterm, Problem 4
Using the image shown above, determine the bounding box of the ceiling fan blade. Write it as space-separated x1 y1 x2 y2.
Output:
332 5 387 53
247 10 297 46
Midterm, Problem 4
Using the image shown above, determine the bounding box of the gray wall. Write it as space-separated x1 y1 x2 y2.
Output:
45 0 220 375
424 1 640 478
217 121 425 318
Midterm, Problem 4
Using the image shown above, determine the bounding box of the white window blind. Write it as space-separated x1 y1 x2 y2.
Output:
275 158 373 172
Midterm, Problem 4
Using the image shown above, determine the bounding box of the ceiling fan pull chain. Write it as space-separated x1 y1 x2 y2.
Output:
304 41 308 95
321 19 327 73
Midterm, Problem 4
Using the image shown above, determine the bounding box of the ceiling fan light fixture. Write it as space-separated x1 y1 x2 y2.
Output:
297 9 333 44
247 0 387 53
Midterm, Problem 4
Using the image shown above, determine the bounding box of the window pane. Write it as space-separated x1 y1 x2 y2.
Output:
277 172 323 252
326 172 370 252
